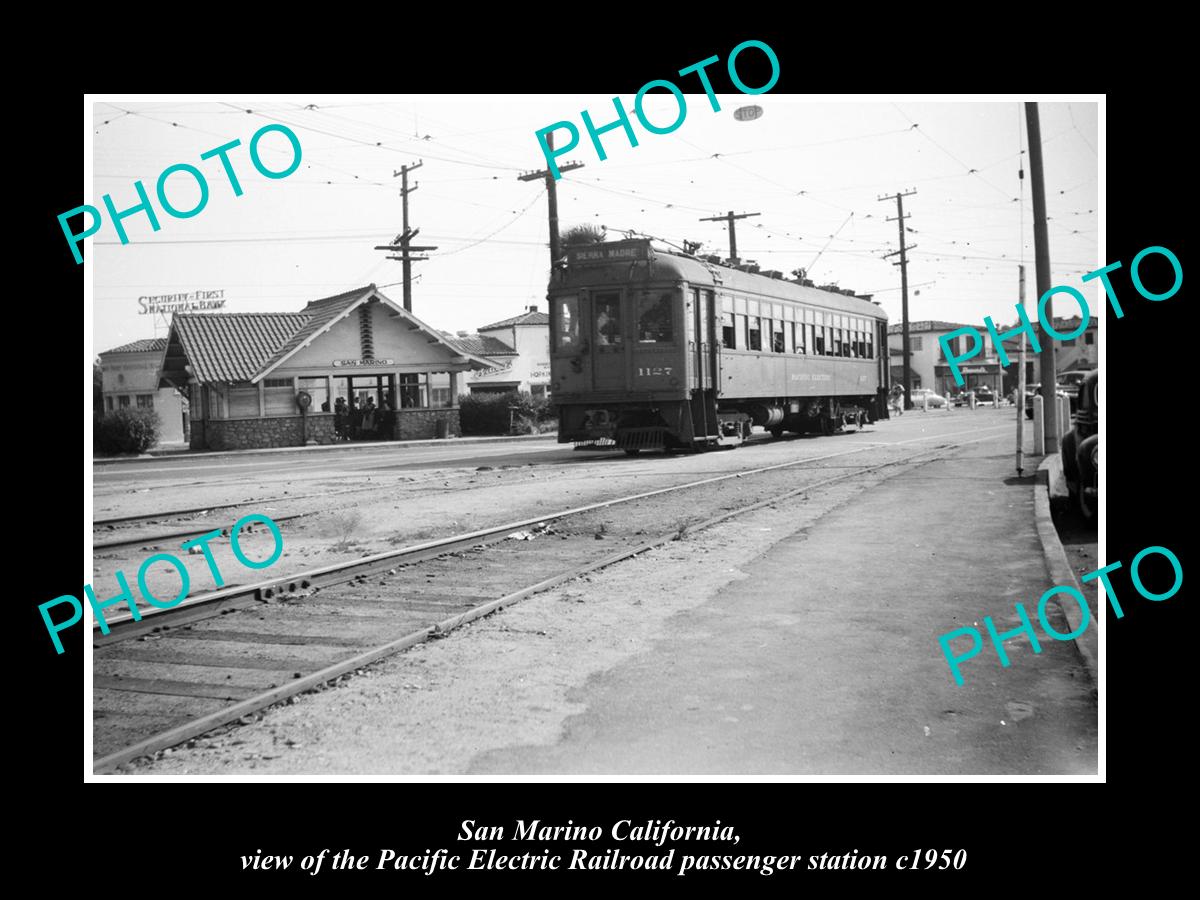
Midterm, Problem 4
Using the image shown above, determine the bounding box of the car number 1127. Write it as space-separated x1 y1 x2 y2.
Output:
637 367 672 377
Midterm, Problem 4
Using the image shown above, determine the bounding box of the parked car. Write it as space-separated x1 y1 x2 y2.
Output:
1060 370 1098 520
974 385 995 405
1024 383 1069 420
1058 369 1094 413
910 388 947 409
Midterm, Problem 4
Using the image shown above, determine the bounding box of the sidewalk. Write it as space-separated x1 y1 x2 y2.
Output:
471 431 1097 774
92 432 557 465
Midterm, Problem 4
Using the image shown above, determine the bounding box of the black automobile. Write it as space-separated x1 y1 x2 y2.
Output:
1060 370 1098 520
1024 383 1068 420
1058 369 1093 413
974 385 995 405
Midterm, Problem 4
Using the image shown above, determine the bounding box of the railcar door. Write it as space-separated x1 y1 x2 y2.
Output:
591 289 627 391
691 287 717 437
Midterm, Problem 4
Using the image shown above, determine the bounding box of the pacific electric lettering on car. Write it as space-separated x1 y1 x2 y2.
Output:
533 40 780 180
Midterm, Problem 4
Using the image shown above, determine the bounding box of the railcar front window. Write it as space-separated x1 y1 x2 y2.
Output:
595 293 623 347
637 291 675 343
556 295 579 350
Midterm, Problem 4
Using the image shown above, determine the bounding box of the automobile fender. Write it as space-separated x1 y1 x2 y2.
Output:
1078 434 1098 484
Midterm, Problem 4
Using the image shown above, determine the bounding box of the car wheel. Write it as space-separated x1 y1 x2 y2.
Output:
769 425 784 439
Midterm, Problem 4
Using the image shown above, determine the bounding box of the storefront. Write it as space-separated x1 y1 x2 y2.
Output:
158 285 492 450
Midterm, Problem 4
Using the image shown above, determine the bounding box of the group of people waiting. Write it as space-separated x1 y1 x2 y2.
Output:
331 395 392 441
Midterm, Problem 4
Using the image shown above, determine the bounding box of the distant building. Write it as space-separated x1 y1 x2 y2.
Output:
461 305 551 399
997 314 1097 394
887 320 1004 398
99 338 188 444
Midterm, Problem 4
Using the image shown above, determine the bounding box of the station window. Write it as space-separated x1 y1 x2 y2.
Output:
264 378 292 388
119 395 131 408
748 316 762 351
298 376 330 412
911 336 924 351
595 293 623 347
105 396 114 411
1085 331 1095 345
772 319 785 353
1062 338 1076 347
555 295 580 350
136 394 154 408
636 291 674 343
399 373 428 408
722 312 736 349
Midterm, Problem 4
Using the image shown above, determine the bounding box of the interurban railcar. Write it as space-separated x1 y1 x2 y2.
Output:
549 239 890 453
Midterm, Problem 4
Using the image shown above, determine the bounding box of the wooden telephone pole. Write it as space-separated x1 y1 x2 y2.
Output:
1025 103 1058 452
374 160 438 312
879 189 918 409
518 132 584 269
698 210 760 264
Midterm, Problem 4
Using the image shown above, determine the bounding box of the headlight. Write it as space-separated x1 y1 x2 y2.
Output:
1091 445 1098 470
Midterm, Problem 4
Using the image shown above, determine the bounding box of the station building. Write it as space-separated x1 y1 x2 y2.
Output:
459 305 551 398
98 338 188 444
157 285 493 451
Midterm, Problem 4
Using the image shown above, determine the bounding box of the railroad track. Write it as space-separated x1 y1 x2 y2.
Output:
92 427 1007 772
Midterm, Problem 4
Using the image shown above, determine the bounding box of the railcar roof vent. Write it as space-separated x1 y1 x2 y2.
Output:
763 270 783 279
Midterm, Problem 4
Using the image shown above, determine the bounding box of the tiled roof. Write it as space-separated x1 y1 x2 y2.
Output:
450 334 517 357
102 338 168 355
172 313 309 383
479 310 550 330
255 285 376 376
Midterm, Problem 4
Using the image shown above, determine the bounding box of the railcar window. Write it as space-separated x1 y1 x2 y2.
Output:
595 293 623 346
748 316 762 351
793 322 805 354
814 325 826 356
772 319 785 353
722 312 736 349
833 328 843 357
556 295 580 350
637 290 674 343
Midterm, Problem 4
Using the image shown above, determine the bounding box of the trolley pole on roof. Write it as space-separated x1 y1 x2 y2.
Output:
699 210 760 265
1025 102 1058 452
518 132 584 269
879 189 917 409
374 160 438 313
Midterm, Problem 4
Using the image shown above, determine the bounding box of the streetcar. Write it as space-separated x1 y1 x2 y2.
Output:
549 239 890 453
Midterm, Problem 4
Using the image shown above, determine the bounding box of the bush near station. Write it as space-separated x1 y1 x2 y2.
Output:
95 407 161 454
458 391 555 436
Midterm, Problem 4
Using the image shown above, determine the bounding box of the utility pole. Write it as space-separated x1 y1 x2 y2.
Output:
698 210 760 264
1025 102 1058 452
518 132 584 269
879 189 917 409
374 160 438 313
1016 264 1027 474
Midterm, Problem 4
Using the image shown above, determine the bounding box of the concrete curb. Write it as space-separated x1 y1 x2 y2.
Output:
1034 454 1097 689
92 433 557 466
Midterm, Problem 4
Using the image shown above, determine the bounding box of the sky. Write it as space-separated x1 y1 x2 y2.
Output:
88 95 1099 355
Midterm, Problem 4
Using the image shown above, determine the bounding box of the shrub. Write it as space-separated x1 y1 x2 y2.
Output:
95 407 161 454
458 391 556 435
